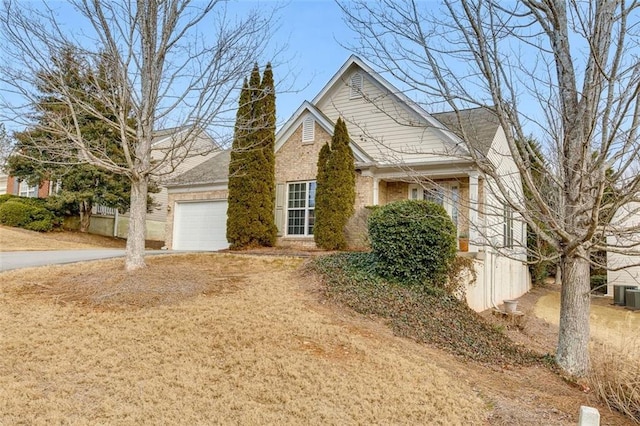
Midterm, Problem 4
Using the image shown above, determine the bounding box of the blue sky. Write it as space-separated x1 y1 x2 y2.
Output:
263 0 356 127
0 0 359 135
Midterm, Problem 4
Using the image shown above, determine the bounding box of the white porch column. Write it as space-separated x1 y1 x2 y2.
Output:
468 172 479 251
373 177 380 205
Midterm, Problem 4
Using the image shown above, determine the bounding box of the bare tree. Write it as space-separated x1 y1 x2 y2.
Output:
339 0 640 376
0 0 277 270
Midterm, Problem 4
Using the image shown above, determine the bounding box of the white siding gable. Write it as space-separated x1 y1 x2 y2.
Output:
315 69 459 164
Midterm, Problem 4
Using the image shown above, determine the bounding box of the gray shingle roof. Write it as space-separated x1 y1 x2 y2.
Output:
166 150 230 186
432 107 499 155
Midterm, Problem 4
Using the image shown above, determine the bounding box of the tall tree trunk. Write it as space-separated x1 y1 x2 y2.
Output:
556 249 591 376
125 176 147 271
78 199 92 233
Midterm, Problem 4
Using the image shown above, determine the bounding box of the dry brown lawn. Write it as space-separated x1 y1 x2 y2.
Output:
534 291 640 357
0 254 635 425
0 225 126 251
1 254 487 425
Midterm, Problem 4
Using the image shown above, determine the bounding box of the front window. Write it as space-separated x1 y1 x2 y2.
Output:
287 181 316 236
18 180 37 198
409 182 459 230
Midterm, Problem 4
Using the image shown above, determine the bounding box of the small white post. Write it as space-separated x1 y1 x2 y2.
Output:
578 406 600 426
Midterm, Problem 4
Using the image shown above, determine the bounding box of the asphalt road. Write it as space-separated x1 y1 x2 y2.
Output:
0 249 173 272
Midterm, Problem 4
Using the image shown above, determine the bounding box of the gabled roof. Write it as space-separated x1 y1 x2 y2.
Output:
275 101 373 163
165 149 230 187
311 55 464 149
432 107 499 156
152 125 219 150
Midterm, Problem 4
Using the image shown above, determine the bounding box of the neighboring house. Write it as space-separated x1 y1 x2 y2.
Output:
4 175 55 198
164 55 530 312
112 126 219 241
0 172 8 195
606 202 640 295
1 126 218 242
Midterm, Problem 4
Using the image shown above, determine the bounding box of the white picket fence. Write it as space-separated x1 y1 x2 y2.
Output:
93 204 117 216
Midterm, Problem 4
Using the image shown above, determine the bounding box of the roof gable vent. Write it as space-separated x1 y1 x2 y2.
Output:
350 72 363 99
302 116 315 143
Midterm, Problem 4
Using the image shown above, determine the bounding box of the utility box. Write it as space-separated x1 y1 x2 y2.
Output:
625 289 640 310
613 285 638 305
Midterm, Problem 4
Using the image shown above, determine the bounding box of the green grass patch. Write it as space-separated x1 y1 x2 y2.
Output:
308 252 542 366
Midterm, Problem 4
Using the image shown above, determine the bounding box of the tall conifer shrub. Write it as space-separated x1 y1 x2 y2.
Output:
226 63 277 248
314 118 356 249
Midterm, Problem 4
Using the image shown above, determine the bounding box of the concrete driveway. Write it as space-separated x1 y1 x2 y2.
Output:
0 249 173 272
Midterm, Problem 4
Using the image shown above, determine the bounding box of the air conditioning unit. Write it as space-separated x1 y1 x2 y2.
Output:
625 289 640 310
614 285 638 306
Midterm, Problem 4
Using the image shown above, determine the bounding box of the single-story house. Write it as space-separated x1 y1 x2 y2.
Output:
164 55 530 312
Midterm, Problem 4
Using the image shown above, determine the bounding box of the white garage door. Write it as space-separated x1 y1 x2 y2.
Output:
173 200 229 251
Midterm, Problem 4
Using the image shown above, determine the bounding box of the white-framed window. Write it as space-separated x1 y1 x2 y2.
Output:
18 180 38 198
302 116 315 143
350 72 363 99
503 204 514 248
408 182 460 230
287 181 316 236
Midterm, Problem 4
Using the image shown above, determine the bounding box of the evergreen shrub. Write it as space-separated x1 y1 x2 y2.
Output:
314 117 355 250
0 200 32 227
368 199 457 287
0 198 56 231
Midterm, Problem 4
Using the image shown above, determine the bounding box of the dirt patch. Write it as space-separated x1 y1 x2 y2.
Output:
5 254 289 310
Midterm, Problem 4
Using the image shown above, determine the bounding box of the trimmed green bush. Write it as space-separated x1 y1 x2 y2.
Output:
0 200 33 227
368 199 457 287
0 198 56 231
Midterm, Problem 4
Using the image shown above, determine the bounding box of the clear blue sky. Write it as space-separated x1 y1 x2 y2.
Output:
0 0 358 135
263 0 356 127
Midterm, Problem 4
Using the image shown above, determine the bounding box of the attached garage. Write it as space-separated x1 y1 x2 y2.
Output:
164 150 231 251
172 200 229 251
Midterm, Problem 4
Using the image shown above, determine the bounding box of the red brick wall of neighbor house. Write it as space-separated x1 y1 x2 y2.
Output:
37 181 50 198
5 175 51 197
6 175 17 195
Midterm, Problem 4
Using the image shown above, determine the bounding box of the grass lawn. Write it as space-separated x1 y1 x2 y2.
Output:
0 225 126 251
0 228 636 424
1 254 488 424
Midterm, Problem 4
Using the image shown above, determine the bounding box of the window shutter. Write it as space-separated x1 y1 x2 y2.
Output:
275 183 285 236
350 72 363 99
302 116 314 143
